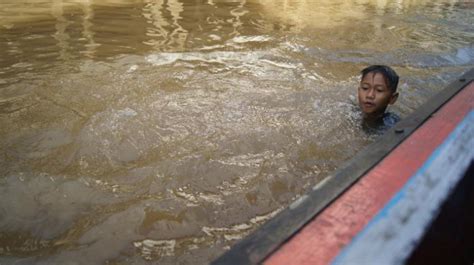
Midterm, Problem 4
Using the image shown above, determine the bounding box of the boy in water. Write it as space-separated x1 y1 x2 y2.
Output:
358 65 400 132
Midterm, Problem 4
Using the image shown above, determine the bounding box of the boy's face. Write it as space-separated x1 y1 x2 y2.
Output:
358 72 398 118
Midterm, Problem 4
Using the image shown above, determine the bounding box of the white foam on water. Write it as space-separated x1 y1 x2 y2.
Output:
134 239 176 260
230 35 272 43
145 50 297 69
145 51 264 66
117 107 137 118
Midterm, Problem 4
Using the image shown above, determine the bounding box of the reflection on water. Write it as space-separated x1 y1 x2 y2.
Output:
0 0 473 264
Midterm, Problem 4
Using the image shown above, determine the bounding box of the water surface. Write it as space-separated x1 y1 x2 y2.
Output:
0 0 473 264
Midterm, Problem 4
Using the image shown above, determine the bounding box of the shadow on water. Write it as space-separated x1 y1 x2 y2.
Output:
0 0 473 264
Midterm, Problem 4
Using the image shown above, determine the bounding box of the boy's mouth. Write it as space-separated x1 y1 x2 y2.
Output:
363 102 375 108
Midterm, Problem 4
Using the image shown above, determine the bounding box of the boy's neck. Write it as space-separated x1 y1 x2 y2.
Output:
362 111 387 129
363 111 386 122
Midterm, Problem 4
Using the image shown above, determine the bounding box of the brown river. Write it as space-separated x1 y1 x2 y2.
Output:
0 0 473 264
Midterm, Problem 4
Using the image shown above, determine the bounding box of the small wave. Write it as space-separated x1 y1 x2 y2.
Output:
230 35 272 44
145 51 300 74
133 239 176 260
305 45 474 68
260 59 298 69
146 50 271 66
443 46 474 65
201 208 281 241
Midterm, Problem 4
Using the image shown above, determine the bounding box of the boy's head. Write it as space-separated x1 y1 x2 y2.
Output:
358 65 399 119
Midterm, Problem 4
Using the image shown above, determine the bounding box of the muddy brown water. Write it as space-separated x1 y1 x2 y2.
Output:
0 0 473 264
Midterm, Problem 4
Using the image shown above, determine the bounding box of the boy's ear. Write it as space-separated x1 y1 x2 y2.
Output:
389 92 399 105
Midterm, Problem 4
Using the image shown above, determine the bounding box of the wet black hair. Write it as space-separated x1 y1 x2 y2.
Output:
360 65 399 93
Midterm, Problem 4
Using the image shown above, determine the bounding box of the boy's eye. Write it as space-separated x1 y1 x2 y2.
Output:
374 86 386 92
360 86 369 90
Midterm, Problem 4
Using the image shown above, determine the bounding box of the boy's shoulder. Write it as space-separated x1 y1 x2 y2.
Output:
363 111 400 135
382 112 400 128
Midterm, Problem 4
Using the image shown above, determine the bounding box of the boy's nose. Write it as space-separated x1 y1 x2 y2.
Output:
366 89 376 99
